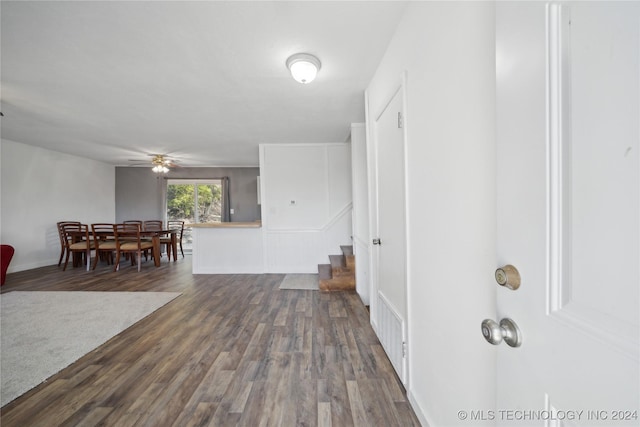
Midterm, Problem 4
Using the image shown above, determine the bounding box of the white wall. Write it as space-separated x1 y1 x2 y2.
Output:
1 140 115 272
366 3 497 426
260 143 352 273
350 123 370 305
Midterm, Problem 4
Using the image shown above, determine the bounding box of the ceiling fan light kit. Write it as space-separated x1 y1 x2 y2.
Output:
152 165 169 174
151 155 170 174
286 53 321 84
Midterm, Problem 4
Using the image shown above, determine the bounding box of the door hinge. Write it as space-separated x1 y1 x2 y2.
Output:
402 341 407 358
397 112 404 129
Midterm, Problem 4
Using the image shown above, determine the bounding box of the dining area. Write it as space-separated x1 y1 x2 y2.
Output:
57 220 184 272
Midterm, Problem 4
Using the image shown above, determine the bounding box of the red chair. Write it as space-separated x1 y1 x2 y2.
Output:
1 245 15 286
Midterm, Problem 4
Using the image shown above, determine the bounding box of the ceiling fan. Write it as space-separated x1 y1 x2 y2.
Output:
150 154 174 173
127 154 181 173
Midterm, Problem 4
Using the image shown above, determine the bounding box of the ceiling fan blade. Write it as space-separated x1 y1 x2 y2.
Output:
127 160 149 165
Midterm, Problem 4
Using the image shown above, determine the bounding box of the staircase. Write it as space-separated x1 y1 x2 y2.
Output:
318 245 355 292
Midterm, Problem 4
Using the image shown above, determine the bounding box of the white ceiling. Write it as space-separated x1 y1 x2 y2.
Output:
1 1 407 167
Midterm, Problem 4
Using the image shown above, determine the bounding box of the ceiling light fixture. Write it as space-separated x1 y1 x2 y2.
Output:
151 155 170 174
286 53 321 84
152 165 169 173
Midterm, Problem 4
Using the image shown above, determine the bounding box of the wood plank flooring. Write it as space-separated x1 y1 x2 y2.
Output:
1 257 420 426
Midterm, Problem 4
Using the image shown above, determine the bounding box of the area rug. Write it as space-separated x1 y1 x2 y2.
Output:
0 291 181 407
278 274 319 290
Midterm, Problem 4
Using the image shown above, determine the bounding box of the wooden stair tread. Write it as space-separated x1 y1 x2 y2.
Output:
318 245 356 292
329 254 346 268
318 264 332 280
340 245 353 257
319 276 356 292
329 255 352 277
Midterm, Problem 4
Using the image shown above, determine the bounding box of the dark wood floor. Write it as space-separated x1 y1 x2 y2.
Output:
1 256 420 426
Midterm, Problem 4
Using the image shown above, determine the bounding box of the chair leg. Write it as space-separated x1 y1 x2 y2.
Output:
114 251 121 271
86 249 91 271
180 242 184 257
92 252 99 270
58 248 65 267
63 250 71 271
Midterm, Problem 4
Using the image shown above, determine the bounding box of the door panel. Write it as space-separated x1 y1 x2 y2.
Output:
496 2 639 423
555 3 639 356
373 87 407 383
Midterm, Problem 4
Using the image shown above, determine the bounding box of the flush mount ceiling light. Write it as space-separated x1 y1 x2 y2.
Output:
286 53 321 84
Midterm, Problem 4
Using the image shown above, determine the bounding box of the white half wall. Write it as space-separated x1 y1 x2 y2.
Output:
192 226 264 274
260 143 352 273
366 3 497 426
0 140 115 272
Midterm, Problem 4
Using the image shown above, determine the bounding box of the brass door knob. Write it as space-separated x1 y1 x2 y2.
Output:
495 265 521 290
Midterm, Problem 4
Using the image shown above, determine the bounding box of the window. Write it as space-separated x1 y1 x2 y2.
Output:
166 179 223 251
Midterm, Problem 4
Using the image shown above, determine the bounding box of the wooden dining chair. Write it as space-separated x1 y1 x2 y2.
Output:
56 221 80 267
62 223 94 271
163 220 185 258
123 220 144 238
91 223 117 269
142 221 163 260
123 220 148 260
143 220 163 231
113 223 154 272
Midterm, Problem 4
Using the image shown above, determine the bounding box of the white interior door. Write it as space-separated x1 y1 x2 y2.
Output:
496 2 639 424
373 85 407 384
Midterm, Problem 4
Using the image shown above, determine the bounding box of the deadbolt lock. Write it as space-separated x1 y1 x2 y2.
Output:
495 264 521 290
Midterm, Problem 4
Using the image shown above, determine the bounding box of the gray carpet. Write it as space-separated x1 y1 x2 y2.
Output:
278 274 319 290
0 291 181 407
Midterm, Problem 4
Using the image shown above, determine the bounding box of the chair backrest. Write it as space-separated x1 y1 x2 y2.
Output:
62 223 90 248
123 220 143 226
113 223 143 248
143 220 163 231
92 223 114 235
115 222 140 233
57 221 80 245
167 220 185 238
91 223 115 245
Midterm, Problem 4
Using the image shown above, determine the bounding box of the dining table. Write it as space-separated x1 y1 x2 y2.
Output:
69 227 178 268
142 229 178 267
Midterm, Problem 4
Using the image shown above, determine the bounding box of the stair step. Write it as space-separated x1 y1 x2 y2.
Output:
329 254 345 268
318 262 355 292
318 264 332 280
340 245 353 257
317 245 356 292
345 255 355 270
329 255 352 277
341 245 355 270
319 275 356 292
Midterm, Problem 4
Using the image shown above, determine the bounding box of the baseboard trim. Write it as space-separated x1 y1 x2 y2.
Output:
408 389 433 427
8 258 59 274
